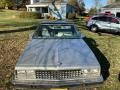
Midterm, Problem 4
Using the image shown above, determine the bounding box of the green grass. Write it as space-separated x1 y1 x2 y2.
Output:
75 18 120 89
78 25 120 90
0 9 40 31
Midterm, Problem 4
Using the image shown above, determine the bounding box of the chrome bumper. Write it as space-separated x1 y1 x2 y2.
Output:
12 76 103 89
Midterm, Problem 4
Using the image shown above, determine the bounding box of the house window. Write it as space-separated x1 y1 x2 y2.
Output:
36 0 39 2
36 7 40 11
42 7 48 13
29 8 32 12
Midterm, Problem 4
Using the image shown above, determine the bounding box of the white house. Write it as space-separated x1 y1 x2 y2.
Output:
26 0 77 19
101 2 120 18
26 0 68 19
26 0 50 17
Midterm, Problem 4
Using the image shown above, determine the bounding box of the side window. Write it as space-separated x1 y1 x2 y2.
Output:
111 18 119 24
98 16 112 22
99 16 107 22
92 17 99 20
106 17 112 22
42 28 50 37
35 27 51 37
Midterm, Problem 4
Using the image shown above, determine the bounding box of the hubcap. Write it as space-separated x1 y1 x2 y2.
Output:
91 26 97 32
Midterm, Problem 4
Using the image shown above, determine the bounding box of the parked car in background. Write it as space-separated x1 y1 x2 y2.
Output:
12 21 103 89
87 15 120 33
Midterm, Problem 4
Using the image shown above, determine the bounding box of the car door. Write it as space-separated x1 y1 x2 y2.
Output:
97 16 111 30
110 17 120 32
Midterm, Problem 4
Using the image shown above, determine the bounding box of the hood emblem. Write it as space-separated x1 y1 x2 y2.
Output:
59 62 62 66
57 61 62 67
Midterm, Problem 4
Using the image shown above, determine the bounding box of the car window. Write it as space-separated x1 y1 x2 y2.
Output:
96 16 112 22
111 18 119 24
33 24 80 39
92 17 99 20
98 16 108 22
92 16 107 21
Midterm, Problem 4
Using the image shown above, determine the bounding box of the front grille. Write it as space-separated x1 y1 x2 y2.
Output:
35 70 83 80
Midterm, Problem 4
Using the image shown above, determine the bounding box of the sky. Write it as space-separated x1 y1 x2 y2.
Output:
84 0 107 9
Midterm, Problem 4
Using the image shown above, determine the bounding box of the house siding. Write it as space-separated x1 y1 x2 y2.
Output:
49 3 67 19
101 8 120 17
27 0 77 19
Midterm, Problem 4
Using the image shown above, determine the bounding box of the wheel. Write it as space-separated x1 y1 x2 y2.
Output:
90 25 98 32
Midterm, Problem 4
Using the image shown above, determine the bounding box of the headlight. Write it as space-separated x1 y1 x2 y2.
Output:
17 70 27 80
15 70 35 80
82 69 100 76
82 69 90 73
91 69 99 73
26 70 35 79
17 70 26 74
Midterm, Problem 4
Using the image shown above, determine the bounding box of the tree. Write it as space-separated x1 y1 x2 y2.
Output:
21 0 30 7
68 0 78 6
93 0 102 14
115 0 120 2
0 0 14 9
88 8 97 16
77 0 85 15
94 0 101 9
68 0 85 14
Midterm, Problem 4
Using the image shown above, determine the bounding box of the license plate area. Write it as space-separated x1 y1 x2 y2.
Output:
50 88 68 90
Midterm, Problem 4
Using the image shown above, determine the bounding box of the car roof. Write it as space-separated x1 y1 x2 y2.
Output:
41 20 75 25
92 15 118 19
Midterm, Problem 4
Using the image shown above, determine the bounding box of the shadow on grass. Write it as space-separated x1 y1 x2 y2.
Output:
76 23 88 30
91 30 120 36
119 73 120 82
84 37 110 81
78 25 88 30
0 25 37 34
0 9 4 12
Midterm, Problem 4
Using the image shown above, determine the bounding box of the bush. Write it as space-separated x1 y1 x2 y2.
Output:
18 11 41 19
68 12 76 19
18 8 27 11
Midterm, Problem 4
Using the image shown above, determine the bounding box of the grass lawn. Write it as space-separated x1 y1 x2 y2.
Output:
0 10 120 90
81 30 120 90
76 19 120 89
0 9 40 31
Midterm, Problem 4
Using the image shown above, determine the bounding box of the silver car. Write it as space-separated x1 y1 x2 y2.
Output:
87 15 120 33
12 21 103 89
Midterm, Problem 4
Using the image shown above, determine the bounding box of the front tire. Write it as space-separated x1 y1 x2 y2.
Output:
90 25 98 32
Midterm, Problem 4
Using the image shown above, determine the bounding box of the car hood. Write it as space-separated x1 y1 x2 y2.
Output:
16 39 100 70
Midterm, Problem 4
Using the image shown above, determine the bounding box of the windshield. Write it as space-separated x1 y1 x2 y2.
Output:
33 24 80 39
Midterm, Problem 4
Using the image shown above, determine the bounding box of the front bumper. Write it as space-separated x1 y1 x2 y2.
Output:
12 76 103 89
